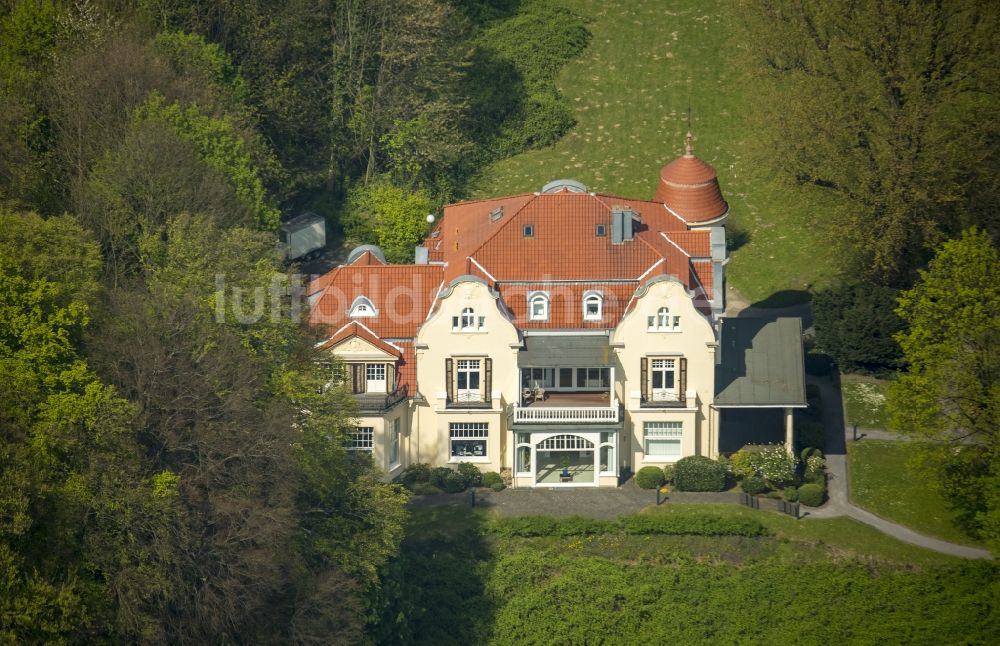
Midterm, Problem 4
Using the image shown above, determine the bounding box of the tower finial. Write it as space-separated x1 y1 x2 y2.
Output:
684 103 694 156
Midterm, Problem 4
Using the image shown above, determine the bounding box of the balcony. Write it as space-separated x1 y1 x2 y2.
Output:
445 392 493 410
354 384 408 412
639 392 687 408
512 391 621 425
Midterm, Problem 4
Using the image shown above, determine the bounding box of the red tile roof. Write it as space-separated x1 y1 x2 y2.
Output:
309 264 443 338
653 153 729 224
661 230 712 257
318 320 401 357
500 283 639 329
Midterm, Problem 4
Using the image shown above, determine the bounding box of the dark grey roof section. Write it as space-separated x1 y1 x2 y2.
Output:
346 244 386 264
714 317 806 407
520 335 613 367
541 179 588 193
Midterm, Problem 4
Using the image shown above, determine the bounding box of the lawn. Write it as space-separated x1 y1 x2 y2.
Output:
849 440 983 547
841 375 892 429
375 504 995 644
467 0 842 304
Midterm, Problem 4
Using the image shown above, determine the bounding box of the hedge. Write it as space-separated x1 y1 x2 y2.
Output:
482 471 503 488
741 476 768 496
622 514 769 537
635 466 665 489
673 456 727 491
489 514 770 538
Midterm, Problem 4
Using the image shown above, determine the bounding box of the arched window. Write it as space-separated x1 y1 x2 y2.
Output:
583 291 603 321
528 292 549 321
647 306 679 331
453 307 484 331
657 307 670 328
348 296 377 317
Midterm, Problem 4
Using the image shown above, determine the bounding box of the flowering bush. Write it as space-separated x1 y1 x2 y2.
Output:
757 445 797 486
805 455 826 479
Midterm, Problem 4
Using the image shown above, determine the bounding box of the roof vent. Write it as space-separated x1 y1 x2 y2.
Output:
489 206 504 222
541 179 588 194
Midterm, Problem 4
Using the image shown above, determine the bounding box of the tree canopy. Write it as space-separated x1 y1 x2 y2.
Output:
739 0 1000 285
887 228 1000 550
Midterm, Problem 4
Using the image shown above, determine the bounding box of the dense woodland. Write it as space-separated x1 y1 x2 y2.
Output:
1 0 999 642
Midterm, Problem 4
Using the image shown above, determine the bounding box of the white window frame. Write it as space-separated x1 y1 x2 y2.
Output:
366 363 386 393
644 422 682 460
528 291 549 321
647 306 680 331
388 418 400 468
452 307 485 332
348 296 377 318
599 431 617 475
456 359 482 402
515 432 532 475
348 427 374 452
651 358 678 401
583 291 603 321
450 422 489 462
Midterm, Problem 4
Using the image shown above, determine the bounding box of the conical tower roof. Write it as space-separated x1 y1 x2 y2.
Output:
654 132 728 224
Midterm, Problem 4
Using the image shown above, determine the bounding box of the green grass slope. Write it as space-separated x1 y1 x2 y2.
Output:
469 0 842 303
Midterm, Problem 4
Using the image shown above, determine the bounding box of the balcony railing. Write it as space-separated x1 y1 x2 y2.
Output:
445 392 493 409
512 403 620 424
639 393 687 408
355 384 408 412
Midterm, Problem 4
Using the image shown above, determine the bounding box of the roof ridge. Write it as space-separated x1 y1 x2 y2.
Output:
445 192 534 208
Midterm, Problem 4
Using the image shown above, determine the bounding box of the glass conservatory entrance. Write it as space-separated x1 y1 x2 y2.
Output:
534 434 596 486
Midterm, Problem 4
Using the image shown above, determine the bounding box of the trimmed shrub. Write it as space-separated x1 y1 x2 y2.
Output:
673 456 727 492
635 466 665 489
402 462 432 486
482 471 503 488
729 450 758 478
441 470 467 493
491 516 611 538
741 476 768 496
412 482 442 496
661 464 675 483
765 490 783 499
457 462 483 488
622 514 769 537
783 486 799 502
428 466 454 489
800 447 824 462
490 481 505 492
798 483 826 507
805 454 826 480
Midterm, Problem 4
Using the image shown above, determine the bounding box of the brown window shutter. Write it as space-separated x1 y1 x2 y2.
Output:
387 364 396 393
445 358 454 403
484 358 493 404
679 358 687 403
640 357 648 401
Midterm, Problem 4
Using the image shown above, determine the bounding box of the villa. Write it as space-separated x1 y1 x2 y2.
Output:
307 136 806 487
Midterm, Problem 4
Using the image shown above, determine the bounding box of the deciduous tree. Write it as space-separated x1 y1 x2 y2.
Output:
888 228 1000 550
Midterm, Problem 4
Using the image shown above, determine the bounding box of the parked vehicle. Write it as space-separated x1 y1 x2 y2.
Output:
279 212 326 261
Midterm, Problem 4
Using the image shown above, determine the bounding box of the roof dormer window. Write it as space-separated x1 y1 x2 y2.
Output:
348 296 377 317
528 291 549 321
583 291 603 321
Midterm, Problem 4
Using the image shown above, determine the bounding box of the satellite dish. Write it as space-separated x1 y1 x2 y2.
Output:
426 214 435 224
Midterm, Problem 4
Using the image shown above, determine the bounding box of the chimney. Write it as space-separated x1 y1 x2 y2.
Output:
611 207 635 244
